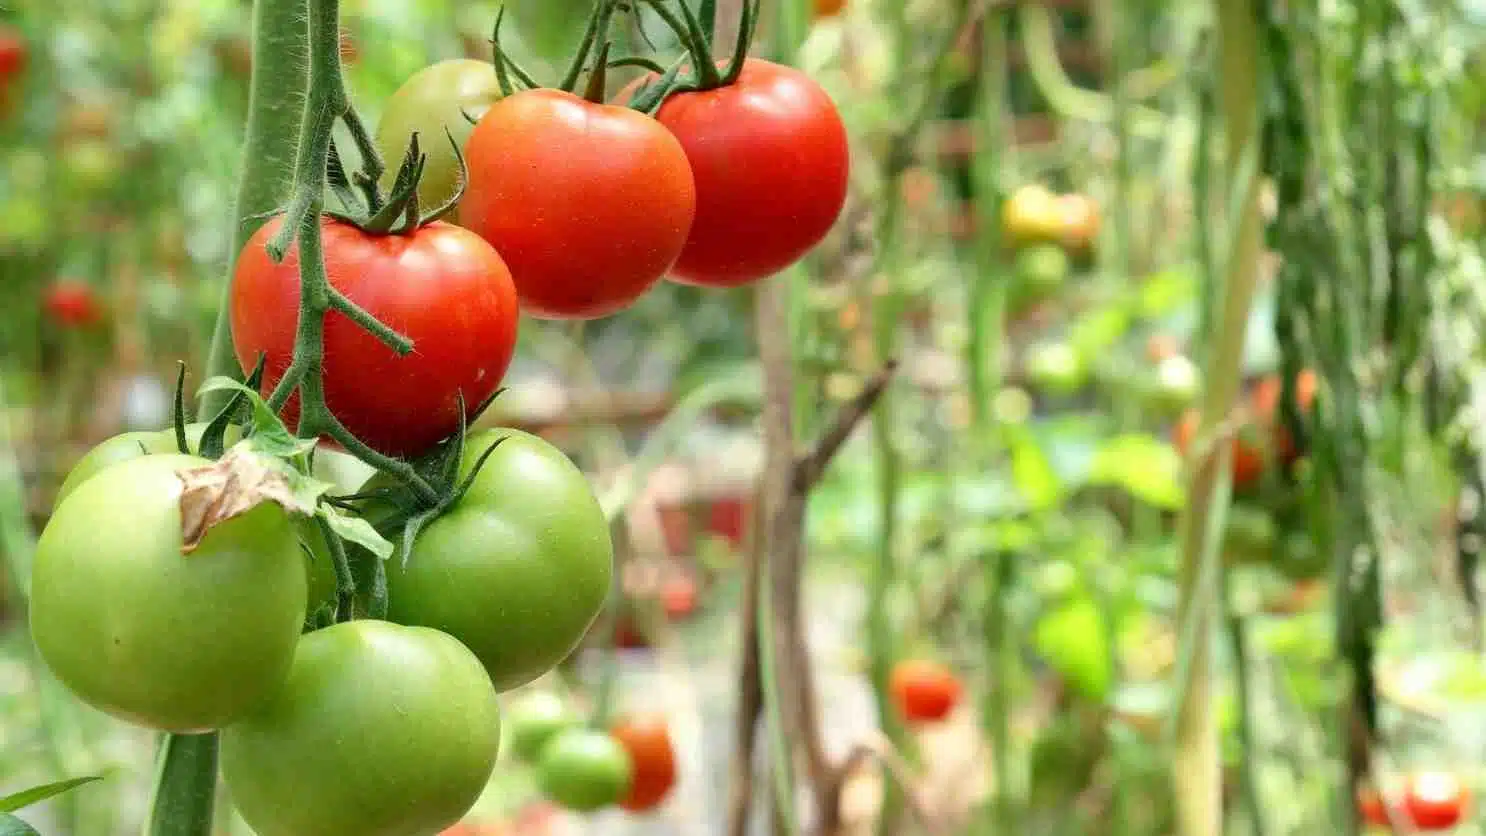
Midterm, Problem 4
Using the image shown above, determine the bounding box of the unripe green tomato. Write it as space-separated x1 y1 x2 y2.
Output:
536 727 633 813
56 422 238 502
1033 595 1111 701
60 139 121 193
379 429 614 692
222 620 501 836
31 454 307 732
1014 243 1070 301
505 691 581 763
1024 341 1087 397
375 59 502 218
1143 354 1202 416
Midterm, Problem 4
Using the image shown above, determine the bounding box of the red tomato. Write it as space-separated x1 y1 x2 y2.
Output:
0 26 26 81
706 495 751 547
461 88 696 320
888 659 962 724
610 714 678 812
813 0 846 18
660 576 697 621
1405 772 1469 831
1173 410 1266 489
231 217 519 457
43 280 104 328
637 59 849 288
1357 785 1390 827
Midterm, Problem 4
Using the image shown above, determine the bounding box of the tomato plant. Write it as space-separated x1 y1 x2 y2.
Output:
382 429 613 691
888 659 962 724
31 454 307 732
461 88 696 319
231 216 519 457
374 60 503 218
222 620 501 836
504 691 580 763
636 59 848 288
42 280 104 328
610 714 677 812
536 727 632 813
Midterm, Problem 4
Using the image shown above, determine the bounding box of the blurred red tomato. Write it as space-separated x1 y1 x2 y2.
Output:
889 659 962 724
660 576 697 621
0 26 26 81
43 281 104 328
1405 772 1469 831
813 0 846 17
610 714 677 812
706 495 751 548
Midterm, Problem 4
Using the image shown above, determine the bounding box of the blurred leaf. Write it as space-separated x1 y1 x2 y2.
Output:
1069 305 1133 361
1035 595 1113 700
1088 435 1185 509
317 505 392 561
0 814 40 836
1009 429 1065 512
0 775 101 813
1137 262 1198 317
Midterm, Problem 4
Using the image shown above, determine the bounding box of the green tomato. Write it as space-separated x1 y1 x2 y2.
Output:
1033 595 1111 701
1024 341 1087 397
222 621 500 836
56 422 238 502
1014 244 1070 301
1143 354 1202 416
60 139 121 193
536 727 632 813
375 60 502 218
31 454 306 732
380 429 613 692
504 691 581 763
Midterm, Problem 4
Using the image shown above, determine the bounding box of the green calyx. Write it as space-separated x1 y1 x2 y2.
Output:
622 0 762 114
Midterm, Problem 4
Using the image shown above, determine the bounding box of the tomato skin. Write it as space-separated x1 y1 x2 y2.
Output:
222 620 501 836
1404 772 1469 831
640 60 848 288
888 659 962 724
0 26 26 81
375 60 503 218
231 216 519 458
610 714 678 812
537 727 633 813
383 429 614 691
504 691 580 763
462 88 695 319
31 454 306 733
43 280 104 328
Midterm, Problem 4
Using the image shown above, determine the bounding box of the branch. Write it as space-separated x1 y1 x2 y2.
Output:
793 360 899 492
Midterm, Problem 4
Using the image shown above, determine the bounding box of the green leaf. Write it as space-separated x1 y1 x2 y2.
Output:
1034 595 1113 701
1088 435 1185 509
0 775 102 813
196 377 314 459
317 504 394 561
0 813 41 835
1009 429 1066 512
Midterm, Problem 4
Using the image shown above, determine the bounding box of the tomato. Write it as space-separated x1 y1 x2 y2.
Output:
504 691 580 763
43 280 103 328
1404 772 1469 831
31 454 306 732
1357 784 1391 827
231 216 519 458
888 659 962 724
382 429 613 691
706 494 751 547
1023 341 1086 397
1144 354 1202 416
462 88 695 319
1173 410 1265 489
813 0 846 18
660 575 698 621
1250 369 1318 464
610 714 677 812
222 620 501 836
1054 193 1100 251
56 422 236 501
1002 184 1063 247
0 26 25 81
1013 244 1070 301
536 727 632 812
375 60 503 218
637 59 848 288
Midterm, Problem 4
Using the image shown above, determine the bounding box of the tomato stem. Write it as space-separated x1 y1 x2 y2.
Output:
559 0 619 94
582 41 613 103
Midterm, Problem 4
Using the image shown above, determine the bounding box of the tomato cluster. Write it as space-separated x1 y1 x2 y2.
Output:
1003 183 1099 309
502 693 679 816
1358 773 1471 831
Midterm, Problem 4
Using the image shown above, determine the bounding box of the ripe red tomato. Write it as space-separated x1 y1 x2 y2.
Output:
888 659 962 724
813 0 846 18
1405 772 1469 831
461 88 696 319
1357 784 1395 827
610 714 677 812
43 280 104 328
638 59 849 288
231 217 518 457
660 576 697 622
1173 410 1266 489
706 494 751 547
0 26 26 81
